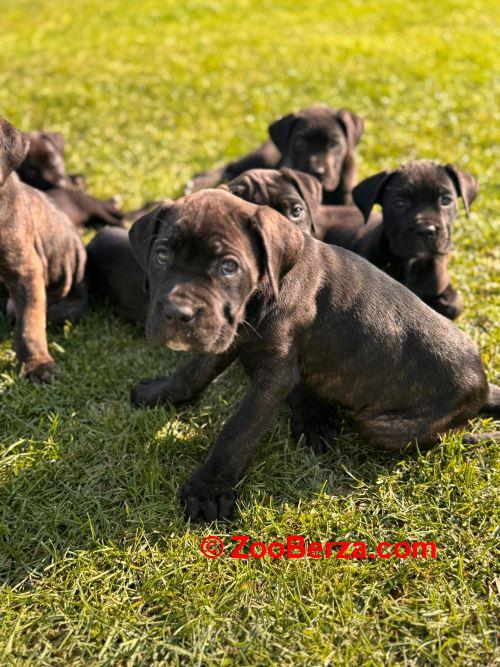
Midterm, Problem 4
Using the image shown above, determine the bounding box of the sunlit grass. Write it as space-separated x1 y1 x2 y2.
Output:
0 0 498 663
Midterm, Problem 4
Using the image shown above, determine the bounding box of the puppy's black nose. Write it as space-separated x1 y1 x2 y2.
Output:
163 301 195 323
416 225 437 239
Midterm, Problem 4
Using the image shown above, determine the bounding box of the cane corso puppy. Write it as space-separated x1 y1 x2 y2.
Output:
17 129 124 229
86 169 322 322
0 117 87 382
86 225 147 323
325 161 477 319
17 130 74 190
128 189 498 521
185 104 364 205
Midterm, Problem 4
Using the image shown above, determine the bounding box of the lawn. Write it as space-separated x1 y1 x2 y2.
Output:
0 0 499 664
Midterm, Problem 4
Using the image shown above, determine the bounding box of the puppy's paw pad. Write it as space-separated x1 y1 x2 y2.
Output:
180 479 236 522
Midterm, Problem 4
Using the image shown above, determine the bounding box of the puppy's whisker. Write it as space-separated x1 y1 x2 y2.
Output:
241 319 263 339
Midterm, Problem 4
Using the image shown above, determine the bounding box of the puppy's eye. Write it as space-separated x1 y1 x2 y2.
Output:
219 258 239 276
328 139 339 148
155 247 170 265
294 137 307 149
290 204 304 218
440 194 453 206
393 197 408 211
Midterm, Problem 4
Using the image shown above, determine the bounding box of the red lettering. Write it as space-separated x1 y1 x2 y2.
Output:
230 535 250 559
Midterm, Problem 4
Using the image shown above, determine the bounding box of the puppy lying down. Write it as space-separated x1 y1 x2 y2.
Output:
129 189 499 521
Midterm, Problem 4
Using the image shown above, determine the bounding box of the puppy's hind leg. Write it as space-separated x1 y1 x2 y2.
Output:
288 385 343 451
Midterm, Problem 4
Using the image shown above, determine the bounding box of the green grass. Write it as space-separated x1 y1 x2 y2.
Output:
0 0 499 663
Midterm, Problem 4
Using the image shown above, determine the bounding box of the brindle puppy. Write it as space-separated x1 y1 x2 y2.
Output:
325 161 478 320
185 104 364 205
0 117 87 382
128 189 498 521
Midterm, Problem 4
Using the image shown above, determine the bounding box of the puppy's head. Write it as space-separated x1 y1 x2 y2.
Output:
17 130 70 189
224 167 322 235
129 189 303 354
269 104 364 192
353 161 478 259
0 116 30 187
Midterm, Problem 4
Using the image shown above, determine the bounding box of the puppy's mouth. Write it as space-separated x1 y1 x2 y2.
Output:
310 171 339 192
145 301 240 355
390 231 451 259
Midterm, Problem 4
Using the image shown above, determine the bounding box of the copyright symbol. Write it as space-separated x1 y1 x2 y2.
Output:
201 535 224 558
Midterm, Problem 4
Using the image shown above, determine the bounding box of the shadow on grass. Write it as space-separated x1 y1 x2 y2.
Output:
0 397 411 588
0 303 425 586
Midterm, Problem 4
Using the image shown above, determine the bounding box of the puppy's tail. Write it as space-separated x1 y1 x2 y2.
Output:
481 383 500 415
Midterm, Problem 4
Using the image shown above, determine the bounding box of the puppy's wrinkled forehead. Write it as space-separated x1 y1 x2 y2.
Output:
230 169 298 206
394 161 455 197
163 189 258 254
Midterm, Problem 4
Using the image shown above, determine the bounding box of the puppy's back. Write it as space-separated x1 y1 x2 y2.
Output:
300 238 487 409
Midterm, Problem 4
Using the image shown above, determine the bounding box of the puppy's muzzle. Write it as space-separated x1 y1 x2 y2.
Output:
413 220 448 253
163 298 197 325
414 223 437 241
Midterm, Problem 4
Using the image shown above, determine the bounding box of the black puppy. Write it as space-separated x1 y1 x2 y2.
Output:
185 104 364 205
17 131 75 190
17 129 124 229
129 190 498 521
86 169 322 322
45 187 125 229
325 161 477 319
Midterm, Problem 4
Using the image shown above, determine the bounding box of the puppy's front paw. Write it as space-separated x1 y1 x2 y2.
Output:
180 473 236 522
22 359 59 384
131 376 172 408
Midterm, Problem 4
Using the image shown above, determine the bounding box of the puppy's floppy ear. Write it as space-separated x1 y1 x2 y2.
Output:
268 112 298 152
281 168 322 235
352 171 394 223
129 200 175 291
225 174 253 201
44 132 65 155
336 109 365 151
248 206 303 300
0 116 30 186
444 164 478 216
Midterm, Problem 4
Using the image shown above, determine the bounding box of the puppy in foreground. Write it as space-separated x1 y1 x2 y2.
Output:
129 190 498 521
326 161 477 320
0 116 87 382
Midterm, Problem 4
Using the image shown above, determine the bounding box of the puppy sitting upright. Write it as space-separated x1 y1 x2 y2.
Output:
0 116 87 382
326 161 477 319
185 104 364 205
129 189 497 522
